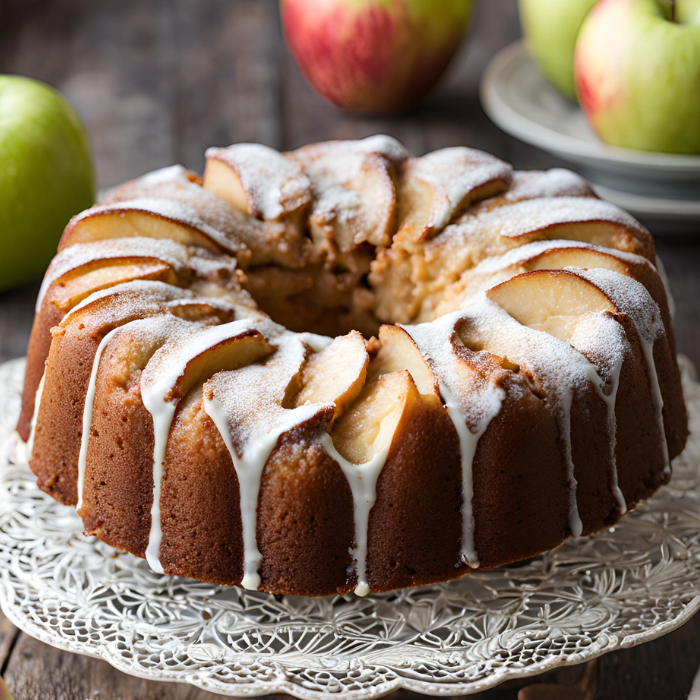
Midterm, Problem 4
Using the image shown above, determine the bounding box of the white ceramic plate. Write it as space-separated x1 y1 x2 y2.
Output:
2 356 700 698
479 42 700 230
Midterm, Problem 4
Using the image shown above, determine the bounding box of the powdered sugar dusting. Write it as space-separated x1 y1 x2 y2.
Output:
488 197 649 239
504 169 593 202
207 144 312 220
204 331 332 589
469 239 651 277
72 198 243 254
62 280 196 323
137 165 194 187
576 268 664 344
37 238 192 311
403 311 506 567
406 147 513 231
293 137 402 247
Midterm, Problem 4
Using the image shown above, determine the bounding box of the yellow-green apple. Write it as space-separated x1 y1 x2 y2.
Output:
519 0 599 101
0 76 95 291
575 0 700 154
280 0 472 114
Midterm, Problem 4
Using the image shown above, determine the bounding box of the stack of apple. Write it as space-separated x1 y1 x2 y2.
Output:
281 0 473 114
520 0 700 154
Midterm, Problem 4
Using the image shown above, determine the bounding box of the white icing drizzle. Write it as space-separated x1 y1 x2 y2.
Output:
204 395 321 590
575 268 669 474
321 434 390 597
641 337 670 475
26 370 46 460
202 331 327 590
76 326 123 510
567 311 630 514
558 390 582 536
439 382 496 567
403 312 505 567
603 359 626 512
140 318 259 574
456 296 619 537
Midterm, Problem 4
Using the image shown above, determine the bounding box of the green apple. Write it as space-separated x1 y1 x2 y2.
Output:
0 75 95 292
281 0 472 114
519 0 599 101
575 0 700 154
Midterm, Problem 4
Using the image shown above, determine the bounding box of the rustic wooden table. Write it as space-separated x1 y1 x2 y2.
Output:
1 1 699 698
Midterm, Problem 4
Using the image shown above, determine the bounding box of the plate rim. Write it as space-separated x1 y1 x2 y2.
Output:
479 41 700 173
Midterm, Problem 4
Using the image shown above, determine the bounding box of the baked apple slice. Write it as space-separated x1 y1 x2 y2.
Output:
46 260 176 313
59 198 243 255
488 197 655 262
330 370 424 464
485 269 618 342
292 138 402 252
439 242 669 327
204 143 312 221
396 147 512 244
292 331 369 419
367 325 439 397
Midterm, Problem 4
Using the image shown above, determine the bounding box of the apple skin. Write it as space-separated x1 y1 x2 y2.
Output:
575 0 700 154
280 0 472 114
0 76 95 292
519 0 598 101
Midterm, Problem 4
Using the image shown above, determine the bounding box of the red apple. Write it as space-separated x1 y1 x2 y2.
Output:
280 0 472 114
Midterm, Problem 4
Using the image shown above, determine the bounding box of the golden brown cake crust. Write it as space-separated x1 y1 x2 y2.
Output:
21 137 688 597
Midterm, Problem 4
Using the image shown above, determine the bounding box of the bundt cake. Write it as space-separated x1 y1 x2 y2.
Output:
16 135 688 597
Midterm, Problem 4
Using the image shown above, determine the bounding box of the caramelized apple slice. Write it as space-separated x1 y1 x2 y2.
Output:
204 143 312 221
486 269 618 342
489 197 655 261
330 370 426 464
437 242 668 323
59 199 242 254
48 260 176 312
368 325 439 397
396 148 512 243
145 323 275 403
293 331 369 419
292 139 400 252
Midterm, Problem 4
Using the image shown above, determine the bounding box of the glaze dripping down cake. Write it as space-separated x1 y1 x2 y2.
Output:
17 136 687 596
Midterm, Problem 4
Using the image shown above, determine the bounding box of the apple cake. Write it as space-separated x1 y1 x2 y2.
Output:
17 136 687 596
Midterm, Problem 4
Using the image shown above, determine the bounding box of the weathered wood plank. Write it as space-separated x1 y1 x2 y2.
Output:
0 282 40 364
173 0 284 172
3 634 224 699
0 612 19 676
0 0 178 187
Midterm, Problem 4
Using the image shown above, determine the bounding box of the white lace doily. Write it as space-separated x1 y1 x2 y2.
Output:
1 357 699 699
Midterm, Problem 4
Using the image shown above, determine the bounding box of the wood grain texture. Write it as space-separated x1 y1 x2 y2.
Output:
0 612 20 677
1 0 699 697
